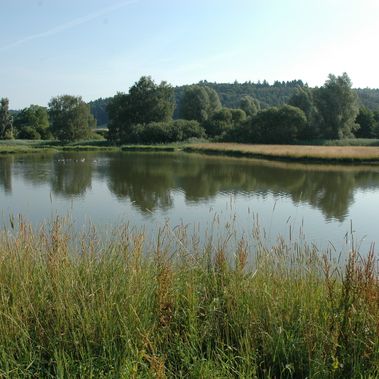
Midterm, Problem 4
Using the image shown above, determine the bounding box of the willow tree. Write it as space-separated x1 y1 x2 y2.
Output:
314 73 359 139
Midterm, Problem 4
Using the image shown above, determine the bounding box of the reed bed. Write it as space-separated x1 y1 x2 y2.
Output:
0 218 378 378
184 143 379 162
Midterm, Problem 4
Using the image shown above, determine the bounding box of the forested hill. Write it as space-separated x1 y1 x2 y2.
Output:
89 81 379 127
175 80 305 112
89 97 109 127
355 88 379 110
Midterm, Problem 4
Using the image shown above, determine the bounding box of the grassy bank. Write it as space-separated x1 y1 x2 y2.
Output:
0 139 119 154
301 138 379 147
121 144 179 152
3 139 379 163
184 143 379 163
0 219 378 378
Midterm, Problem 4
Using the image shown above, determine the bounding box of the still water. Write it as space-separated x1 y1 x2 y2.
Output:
0 151 378 251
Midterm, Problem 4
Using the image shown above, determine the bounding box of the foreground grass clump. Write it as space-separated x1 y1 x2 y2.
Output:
0 219 378 378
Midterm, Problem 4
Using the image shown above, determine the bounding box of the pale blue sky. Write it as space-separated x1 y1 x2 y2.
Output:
1 0 378 109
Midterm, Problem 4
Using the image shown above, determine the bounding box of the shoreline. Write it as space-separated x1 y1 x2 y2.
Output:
2 141 379 163
182 143 379 164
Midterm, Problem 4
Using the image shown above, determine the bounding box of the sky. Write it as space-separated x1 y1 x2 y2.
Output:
1 0 379 109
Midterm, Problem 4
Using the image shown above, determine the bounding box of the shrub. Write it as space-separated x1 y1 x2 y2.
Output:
17 126 41 140
127 120 205 144
204 108 247 139
228 105 307 144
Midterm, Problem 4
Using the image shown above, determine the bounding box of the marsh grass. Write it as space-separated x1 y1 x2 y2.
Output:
0 139 116 154
302 138 379 147
184 143 379 163
0 217 378 378
3 140 379 163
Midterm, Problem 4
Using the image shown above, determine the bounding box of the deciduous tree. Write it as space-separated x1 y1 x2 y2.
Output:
314 73 359 139
288 87 319 139
240 95 260 117
48 95 95 142
204 108 246 138
355 107 377 138
107 76 175 142
234 105 306 144
14 105 50 140
179 85 221 123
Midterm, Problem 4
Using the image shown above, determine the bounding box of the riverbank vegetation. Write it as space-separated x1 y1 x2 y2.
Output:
0 218 378 378
106 73 368 145
2 139 379 164
2 73 379 147
0 139 117 154
183 143 379 163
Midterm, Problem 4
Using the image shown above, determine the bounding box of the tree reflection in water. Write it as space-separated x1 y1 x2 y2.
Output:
1 152 379 221
0 156 13 193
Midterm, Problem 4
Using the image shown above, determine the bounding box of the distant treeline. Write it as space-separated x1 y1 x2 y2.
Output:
1 73 379 144
88 80 379 127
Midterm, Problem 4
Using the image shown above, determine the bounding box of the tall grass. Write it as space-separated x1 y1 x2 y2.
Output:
0 218 378 378
184 143 379 162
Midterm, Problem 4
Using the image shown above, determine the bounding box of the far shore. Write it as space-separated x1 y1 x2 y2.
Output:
2 139 379 163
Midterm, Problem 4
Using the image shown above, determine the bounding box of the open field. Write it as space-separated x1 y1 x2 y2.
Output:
0 218 378 378
184 143 379 163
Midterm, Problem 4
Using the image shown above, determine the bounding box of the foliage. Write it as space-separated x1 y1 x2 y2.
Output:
17 126 42 140
85 81 379 128
204 108 247 138
106 92 128 142
355 107 378 138
89 97 110 127
48 95 95 142
356 88 379 110
14 105 51 140
0 98 14 140
128 120 205 144
232 105 307 144
175 80 305 116
314 73 359 139
288 86 319 139
107 76 175 143
240 95 260 117
127 76 175 124
7 73 379 144
179 85 222 123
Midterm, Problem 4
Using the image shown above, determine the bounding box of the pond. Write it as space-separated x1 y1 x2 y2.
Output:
1 151 378 252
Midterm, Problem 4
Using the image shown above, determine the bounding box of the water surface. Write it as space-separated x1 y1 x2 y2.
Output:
1 151 378 251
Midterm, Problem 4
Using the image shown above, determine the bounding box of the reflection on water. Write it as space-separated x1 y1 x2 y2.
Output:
51 158 93 197
0 155 12 193
1 152 379 247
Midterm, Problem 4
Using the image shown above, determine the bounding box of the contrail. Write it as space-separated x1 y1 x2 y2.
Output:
0 0 139 52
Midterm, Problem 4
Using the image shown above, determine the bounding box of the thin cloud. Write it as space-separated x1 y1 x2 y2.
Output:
0 0 139 52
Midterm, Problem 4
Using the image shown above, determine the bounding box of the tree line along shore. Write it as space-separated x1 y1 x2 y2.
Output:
1 73 379 162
